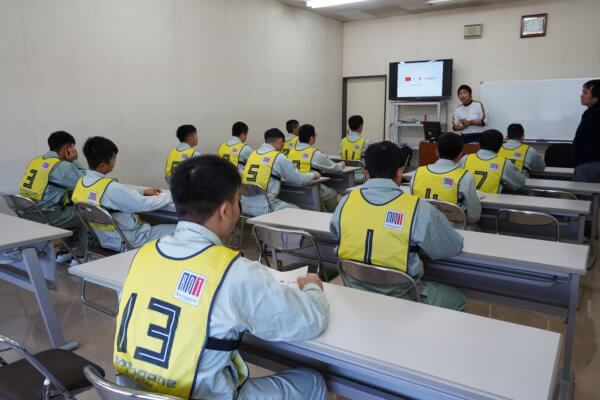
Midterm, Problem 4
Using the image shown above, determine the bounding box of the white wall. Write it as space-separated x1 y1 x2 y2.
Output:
0 0 342 191
343 0 600 141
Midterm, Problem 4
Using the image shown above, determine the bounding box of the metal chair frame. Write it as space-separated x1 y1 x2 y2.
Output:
337 259 421 302
1 194 84 264
426 199 467 229
252 223 327 281
230 184 273 249
83 366 182 400
496 208 561 242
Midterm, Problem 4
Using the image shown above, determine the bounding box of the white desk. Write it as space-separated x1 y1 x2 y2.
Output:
532 167 574 180
322 166 361 194
0 213 78 350
279 177 331 211
70 250 561 400
248 208 586 399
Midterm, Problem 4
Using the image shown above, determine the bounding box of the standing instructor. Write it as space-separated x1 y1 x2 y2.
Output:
573 79 600 182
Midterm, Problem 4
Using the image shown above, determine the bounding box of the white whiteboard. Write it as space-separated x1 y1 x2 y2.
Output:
480 78 594 141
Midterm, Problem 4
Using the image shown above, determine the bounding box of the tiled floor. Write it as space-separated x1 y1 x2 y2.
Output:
0 237 599 399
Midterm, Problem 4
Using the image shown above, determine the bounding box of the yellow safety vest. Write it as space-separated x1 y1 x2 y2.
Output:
338 189 419 272
282 136 299 156
72 177 118 231
499 143 529 172
464 153 506 193
341 137 366 161
217 142 247 167
412 165 468 204
165 147 197 178
242 150 280 191
114 241 247 398
19 157 62 202
287 145 318 173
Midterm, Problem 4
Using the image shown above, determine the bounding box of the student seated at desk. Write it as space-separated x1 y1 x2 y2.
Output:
341 115 370 183
410 133 481 224
330 141 466 311
498 123 545 177
288 124 345 212
72 137 175 252
241 128 320 216
19 131 87 260
114 155 329 400
283 119 300 156
165 124 200 181
459 129 525 193
217 121 253 172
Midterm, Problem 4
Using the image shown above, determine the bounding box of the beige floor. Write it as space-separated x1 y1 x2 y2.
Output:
0 237 599 399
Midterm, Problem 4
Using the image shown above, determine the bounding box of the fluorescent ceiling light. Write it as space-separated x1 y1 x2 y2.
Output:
306 0 369 8
425 0 452 4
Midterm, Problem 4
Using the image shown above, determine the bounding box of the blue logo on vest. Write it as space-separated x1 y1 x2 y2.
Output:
384 211 405 231
174 270 206 306
489 162 500 172
262 157 271 165
88 192 97 202
41 162 51 171
443 177 455 188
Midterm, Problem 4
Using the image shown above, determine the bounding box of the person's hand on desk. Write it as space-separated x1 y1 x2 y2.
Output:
143 188 162 196
337 161 346 169
312 171 322 180
298 273 324 291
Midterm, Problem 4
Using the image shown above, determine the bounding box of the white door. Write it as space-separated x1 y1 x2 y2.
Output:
346 77 386 143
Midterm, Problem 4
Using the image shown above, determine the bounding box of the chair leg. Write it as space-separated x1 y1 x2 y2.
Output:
81 280 118 316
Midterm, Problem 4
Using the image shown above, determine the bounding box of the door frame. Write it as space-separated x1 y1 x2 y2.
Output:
341 75 388 139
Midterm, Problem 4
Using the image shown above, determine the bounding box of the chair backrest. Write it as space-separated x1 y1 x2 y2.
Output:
528 189 578 200
0 193 50 223
74 202 135 250
338 259 420 302
544 143 574 168
496 208 560 241
83 366 182 400
240 184 272 214
426 199 467 229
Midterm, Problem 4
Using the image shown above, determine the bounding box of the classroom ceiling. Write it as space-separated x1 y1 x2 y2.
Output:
279 0 517 22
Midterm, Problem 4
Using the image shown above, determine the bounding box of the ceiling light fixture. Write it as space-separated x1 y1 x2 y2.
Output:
425 0 452 4
306 0 369 9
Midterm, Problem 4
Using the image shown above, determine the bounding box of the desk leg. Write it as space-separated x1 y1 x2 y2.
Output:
558 275 579 400
21 247 79 350
588 194 599 269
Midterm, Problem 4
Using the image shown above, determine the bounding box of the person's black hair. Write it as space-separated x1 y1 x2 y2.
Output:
348 115 364 131
457 84 472 96
48 131 76 152
170 155 241 224
437 133 464 160
584 79 600 99
298 124 316 144
232 121 249 137
479 129 504 153
264 128 285 143
365 141 409 179
507 123 525 139
83 137 119 169
176 124 197 142
286 119 299 134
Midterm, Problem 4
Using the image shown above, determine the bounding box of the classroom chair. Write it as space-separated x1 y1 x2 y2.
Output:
544 143 574 168
230 184 273 249
337 259 421 302
1 194 84 264
253 224 329 281
496 209 560 242
0 334 103 400
426 199 467 229
74 202 134 316
528 189 578 200
83 365 181 400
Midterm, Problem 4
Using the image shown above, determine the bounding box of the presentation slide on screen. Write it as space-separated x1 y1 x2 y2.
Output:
396 61 444 98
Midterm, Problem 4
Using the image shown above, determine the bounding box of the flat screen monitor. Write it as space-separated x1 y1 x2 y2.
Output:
389 59 453 101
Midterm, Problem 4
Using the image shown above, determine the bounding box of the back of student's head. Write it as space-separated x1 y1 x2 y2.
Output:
48 131 76 152
365 141 408 179
264 128 285 144
479 129 504 153
298 124 316 144
286 119 299 134
232 121 248 137
437 133 464 160
170 155 241 223
584 79 600 99
507 123 525 140
348 115 364 131
176 124 197 142
83 137 119 169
